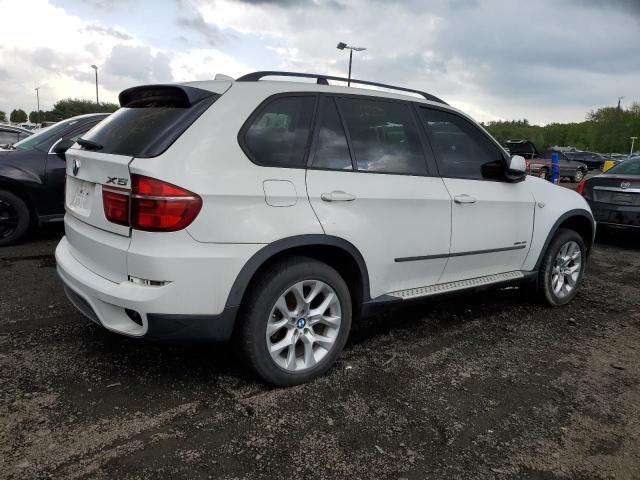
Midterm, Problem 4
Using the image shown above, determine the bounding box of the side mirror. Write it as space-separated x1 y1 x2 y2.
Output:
52 138 75 155
506 155 527 182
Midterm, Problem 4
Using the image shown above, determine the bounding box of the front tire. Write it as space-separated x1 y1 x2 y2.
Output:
537 228 586 306
239 257 352 386
0 189 30 247
572 169 585 183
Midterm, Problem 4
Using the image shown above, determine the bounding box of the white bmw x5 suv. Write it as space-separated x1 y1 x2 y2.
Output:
56 71 595 386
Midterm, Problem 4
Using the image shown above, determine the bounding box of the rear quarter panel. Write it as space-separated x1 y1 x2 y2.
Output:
130 82 325 244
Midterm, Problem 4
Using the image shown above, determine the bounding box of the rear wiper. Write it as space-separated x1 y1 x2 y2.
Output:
77 138 103 151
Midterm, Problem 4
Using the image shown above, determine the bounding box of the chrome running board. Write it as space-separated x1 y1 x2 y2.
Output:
388 271 525 300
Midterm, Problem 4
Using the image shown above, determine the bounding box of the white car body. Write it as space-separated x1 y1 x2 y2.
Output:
55 73 595 345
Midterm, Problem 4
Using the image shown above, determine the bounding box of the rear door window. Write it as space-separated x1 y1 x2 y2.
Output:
243 96 316 168
311 97 353 170
337 97 427 175
80 86 218 158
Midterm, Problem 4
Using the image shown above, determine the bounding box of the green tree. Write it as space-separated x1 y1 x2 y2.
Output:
9 109 27 123
0 111 6 122
485 104 640 155
45 99 118 122
28 111 43 124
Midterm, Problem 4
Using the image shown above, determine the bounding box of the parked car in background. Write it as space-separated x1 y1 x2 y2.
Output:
56 72 594 386
578 156 640 229
0 124 33 149
564 151 605 170
506 139 588 182
0 113 109 245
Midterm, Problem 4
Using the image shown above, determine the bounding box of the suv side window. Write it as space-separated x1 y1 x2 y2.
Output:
311 97 352 170
244 96 315 168
419 107 504 180
337 97 427 175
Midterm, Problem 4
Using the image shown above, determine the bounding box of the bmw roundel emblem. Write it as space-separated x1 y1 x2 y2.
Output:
73 159 80 176
296 318 306 329
620 181 631 189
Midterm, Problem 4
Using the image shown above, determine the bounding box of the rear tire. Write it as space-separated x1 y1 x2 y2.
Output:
0 189 30 247
537 228 586 307
239 256 352 386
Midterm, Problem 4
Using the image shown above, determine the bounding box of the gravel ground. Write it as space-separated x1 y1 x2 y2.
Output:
1 178 639 480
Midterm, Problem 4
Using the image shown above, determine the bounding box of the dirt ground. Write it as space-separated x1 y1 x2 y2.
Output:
1 179 639 479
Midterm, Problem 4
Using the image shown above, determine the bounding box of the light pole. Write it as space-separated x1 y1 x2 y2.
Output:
34 87 40 123
336 42 366 86
90 64 99 106
631 137 638 156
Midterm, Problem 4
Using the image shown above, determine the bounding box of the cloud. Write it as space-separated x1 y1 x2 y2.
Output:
84 24 133 40
0 0 638 126
102 45 174 87
176 11 223 46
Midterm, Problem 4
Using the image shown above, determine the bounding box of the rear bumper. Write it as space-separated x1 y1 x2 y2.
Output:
587 200 640 228
56 235 246 341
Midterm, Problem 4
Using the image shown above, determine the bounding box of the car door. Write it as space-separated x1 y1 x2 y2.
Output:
417 106 535 283
306 95 452 299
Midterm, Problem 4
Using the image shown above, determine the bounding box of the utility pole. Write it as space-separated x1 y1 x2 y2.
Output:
35 87 40 123
91 65 99 106
631 137 638 156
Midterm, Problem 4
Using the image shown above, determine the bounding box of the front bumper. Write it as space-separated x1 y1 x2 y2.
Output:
56 236 240 341
587 200 640 228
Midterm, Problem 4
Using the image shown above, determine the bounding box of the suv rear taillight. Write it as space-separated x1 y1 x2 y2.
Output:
102 175 202 232
576 178 587 197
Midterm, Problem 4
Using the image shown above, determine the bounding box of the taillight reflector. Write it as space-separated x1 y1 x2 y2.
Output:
102 175 202 232
102 187 130 226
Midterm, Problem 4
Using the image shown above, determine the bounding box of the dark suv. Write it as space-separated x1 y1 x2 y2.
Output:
564 151 605 170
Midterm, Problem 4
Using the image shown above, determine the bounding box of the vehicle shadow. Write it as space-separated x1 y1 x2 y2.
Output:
594 226 640 251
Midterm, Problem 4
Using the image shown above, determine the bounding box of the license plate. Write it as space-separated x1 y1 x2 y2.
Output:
70 180 93 212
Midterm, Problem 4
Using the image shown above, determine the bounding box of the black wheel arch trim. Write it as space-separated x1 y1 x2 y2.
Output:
533 208 595 271
224 234 371 310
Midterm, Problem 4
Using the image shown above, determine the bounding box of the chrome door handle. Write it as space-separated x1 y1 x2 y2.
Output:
454 194 476 204
321 191 357 202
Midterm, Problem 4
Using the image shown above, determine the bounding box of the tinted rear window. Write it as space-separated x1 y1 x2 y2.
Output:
338 98 427 175
80 87 218 158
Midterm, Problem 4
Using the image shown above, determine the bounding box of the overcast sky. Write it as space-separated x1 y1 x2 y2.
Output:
0 0 638 124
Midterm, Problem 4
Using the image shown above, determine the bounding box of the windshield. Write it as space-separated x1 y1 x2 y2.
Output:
607 157 640 175
13 118 81 151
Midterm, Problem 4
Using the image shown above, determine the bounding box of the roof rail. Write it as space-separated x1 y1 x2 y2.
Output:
236 71 448 105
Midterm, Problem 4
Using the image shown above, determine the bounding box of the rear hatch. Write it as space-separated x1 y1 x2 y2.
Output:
64 83 226 281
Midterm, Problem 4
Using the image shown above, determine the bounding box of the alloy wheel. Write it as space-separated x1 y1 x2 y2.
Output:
265 280 342 372
551 240 582 299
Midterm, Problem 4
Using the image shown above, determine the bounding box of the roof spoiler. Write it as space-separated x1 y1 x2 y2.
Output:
118 84 215 108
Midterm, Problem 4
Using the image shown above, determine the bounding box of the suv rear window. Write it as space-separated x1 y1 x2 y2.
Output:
79 86 218 158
